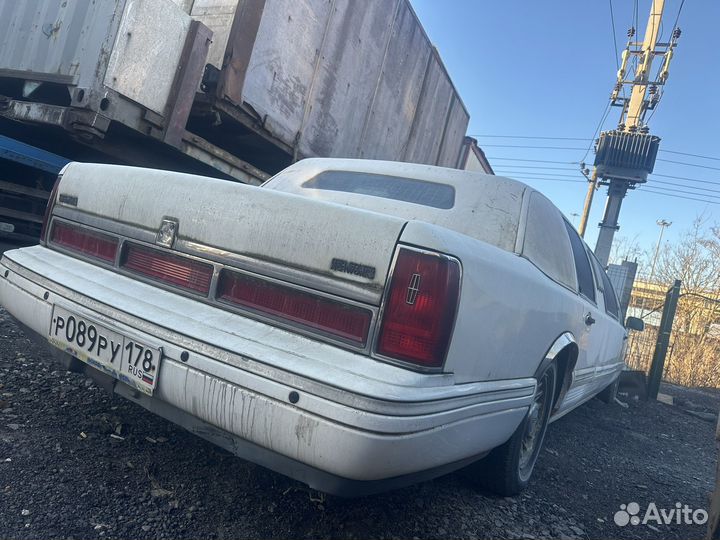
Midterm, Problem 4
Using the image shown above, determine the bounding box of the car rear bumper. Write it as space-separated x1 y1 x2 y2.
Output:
0 246 534 494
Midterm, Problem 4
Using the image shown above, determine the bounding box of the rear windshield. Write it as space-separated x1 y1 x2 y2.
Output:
302 171 455 209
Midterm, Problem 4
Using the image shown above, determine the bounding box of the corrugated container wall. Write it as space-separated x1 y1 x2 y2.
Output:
191 0 470 168
0 0 196 118
0 0 469 172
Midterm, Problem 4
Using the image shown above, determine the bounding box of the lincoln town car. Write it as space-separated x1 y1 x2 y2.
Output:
0 158 636 496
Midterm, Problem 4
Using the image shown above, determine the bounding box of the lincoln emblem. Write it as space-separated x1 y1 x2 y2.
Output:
156 218 178 248
406 273 421 305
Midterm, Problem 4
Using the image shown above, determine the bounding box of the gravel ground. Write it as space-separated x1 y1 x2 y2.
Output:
0 307 716 540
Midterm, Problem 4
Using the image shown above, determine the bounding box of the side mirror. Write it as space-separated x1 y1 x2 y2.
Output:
625 316 644 332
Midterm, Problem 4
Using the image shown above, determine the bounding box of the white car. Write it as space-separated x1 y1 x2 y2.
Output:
0 159 638 496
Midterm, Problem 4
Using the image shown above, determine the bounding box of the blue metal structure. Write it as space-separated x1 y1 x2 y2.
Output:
0 134 70 173
0 134 71 241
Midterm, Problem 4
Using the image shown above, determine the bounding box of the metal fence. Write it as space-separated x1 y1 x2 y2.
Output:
625 326 658 374
625 279 720 388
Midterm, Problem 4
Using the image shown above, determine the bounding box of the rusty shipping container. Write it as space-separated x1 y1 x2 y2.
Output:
191 0 470 168
0 0 470 236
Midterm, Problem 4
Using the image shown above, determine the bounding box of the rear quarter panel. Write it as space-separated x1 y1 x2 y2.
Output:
400 221 588 384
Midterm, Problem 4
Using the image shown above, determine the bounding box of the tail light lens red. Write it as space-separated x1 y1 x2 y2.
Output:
217 270 372 345
122 243 213 295
39 176 62 244
376 248 460 369
50 221 119 263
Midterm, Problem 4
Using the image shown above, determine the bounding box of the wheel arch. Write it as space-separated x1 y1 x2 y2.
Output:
534 332 578 412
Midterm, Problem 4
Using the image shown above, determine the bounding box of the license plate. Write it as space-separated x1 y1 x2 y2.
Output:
48 306 162 395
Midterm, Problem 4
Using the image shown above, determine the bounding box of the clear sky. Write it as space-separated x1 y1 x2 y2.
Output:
410 0 719 255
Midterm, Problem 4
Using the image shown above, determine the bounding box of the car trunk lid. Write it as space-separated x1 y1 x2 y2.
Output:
54 163 405 305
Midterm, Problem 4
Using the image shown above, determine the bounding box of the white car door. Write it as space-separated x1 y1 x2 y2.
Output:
589 253 627 389
562 221 607 404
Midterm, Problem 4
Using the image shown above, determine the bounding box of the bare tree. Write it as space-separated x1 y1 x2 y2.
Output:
608 233 646 266
643 216 720 388
655 215 720 294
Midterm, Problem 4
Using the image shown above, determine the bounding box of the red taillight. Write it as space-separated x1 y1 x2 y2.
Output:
50 221 119 263
376 248 460 368
40 176 61 244
217 270 372 345
122 243 213 295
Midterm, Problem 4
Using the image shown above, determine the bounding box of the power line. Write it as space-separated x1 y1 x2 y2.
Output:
491 170 720 190
644 183 720 200
508 177 585 184
633 0 639 42
660 149 720 162
482 144 589 151
641 187 720 205
492 170 720 190
653 173 720 186
609 0 621 73
470 135 592 141
494 171 587 179
486 157 580 165
631 0 639 78
670 0 686 32
651 179 720 195
498 173 585 182
656 158 720 171
499 174 720 201
581 102 613 163
486 147 720 167
476 136 720 163
491 165 579 171
487 156 720 184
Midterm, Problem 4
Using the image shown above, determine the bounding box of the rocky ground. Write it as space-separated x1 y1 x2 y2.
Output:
0 306 717 540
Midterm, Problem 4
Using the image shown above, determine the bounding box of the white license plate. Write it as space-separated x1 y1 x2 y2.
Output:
48 306 162 395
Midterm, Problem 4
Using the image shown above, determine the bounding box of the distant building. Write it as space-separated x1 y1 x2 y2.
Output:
607 260 638 320
626 278 669 328
627 277 720 334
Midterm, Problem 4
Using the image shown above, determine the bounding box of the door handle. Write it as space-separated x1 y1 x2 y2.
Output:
585 313 596 326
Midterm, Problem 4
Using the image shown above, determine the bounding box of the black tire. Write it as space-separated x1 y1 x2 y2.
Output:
597 376 619 404
468 362 557 496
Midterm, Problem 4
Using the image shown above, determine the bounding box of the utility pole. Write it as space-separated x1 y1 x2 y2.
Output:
578 0 680 263
578 170 597 237
624 0 666 128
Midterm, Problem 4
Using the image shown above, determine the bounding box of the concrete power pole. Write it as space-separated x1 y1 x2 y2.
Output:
594 0 665 265
578 0 680 265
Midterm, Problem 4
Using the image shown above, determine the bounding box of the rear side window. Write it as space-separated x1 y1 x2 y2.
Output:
522 192 577 290
588 251 606 292
302 171 455 209
600 270 620 319
563 220 596 302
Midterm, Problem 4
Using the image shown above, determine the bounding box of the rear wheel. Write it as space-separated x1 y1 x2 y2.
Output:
470 362 557 496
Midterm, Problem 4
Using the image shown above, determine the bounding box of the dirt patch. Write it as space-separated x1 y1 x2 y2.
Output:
0 308 715 539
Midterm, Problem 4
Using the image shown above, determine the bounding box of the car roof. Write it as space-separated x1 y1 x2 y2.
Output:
275 157 528 190
265 158 533 253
